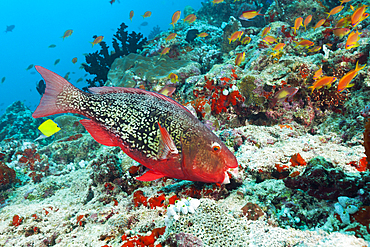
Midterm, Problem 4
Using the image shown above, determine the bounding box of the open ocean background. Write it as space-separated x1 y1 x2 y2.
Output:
0 0 202 115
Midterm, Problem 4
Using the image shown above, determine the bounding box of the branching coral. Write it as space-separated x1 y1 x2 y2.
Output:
83 23 147 89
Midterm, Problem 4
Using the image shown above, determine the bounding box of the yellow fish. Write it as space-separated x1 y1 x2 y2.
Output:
239 8 264 20
345 30 361 50
228 31 243 44
326 5 344 18
308 76 337 93
261 26 271 37
142 11 152 18
168 73 178 83
61 29 73 39
262 35 276 44
91 36 104 47
212 0 224 5
351 5 369 27
170 11 181 28
303 15 312 31
313 19 326 30
197 32 209 38
160 47 170 57
295 39 314 47
333 28 350 39
293 17 303 35
235 52 245 66
165 33 177 42
35 119 61 141
313 67 323 80
337 61 366 92
241 36 251 45
183 14 197 24
272 43 285 51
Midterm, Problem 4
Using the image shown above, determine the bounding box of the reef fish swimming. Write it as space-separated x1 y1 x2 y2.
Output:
33 66 238 184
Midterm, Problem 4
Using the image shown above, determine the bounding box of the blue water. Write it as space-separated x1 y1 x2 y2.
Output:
0 0 202 115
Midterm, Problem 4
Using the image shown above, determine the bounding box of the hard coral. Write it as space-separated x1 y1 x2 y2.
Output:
83 22 147 89
284 156 367 200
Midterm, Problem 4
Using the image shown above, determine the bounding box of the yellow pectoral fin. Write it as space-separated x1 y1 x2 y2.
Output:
347 83 355 88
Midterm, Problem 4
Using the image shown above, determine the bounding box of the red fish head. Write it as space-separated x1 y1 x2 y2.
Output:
181 127 238 184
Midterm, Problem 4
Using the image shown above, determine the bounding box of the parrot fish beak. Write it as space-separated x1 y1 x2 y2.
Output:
221 167 239 184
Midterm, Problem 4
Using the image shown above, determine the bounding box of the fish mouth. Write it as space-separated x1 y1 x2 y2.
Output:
221 167 239 184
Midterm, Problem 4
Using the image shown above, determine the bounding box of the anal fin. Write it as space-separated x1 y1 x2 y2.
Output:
136 170 165 181
80 119 120 146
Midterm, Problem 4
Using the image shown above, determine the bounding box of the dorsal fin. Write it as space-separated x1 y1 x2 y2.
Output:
88 86 193 115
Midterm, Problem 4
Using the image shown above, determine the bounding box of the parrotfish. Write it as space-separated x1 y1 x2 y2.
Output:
33 66 238 184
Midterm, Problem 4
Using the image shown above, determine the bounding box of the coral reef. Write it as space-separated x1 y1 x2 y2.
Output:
0 101 44 142
106 53 201 90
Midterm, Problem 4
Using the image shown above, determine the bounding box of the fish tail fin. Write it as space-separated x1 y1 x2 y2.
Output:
33 66 82 118
308 86 314 94
355 61 367 72
90 42 94 47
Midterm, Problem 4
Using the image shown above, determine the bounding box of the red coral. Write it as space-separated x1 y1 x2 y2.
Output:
12 215 22 227
347 157 367 172
121 226 165 247
290 153 306 167
133 190 148 207
148 194 166 209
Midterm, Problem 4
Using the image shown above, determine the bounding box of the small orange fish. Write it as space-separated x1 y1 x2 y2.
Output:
335 16 351 28
165 33 177 42
183 14 197 24
308 45 321 53
272 87 298 106
262 35 276 44
142 11 151 18
240 8 263 20
72 57 78 64
170 11 181 28
160 47 170 57
212 0 224 5
130 10 134 21
235 52 245 66
241 36 251 45
197 32 209 38
340 0 352 3
313 67 323 80
326 5 344 18
308 76 337 93
303 15 312 31
337 61 366 92
333 28 350 39
62 29 73 39
168 73 178 83
345 30 361 50
261 26 271 37
351 5 369 27
293 17 303 35
228 31 244 44
272 42 285 51
295 39 314 47
158 85 176 96
91 36 104 47
313 19 326 30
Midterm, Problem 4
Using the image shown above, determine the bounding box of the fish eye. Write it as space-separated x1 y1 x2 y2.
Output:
211 142 221 152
